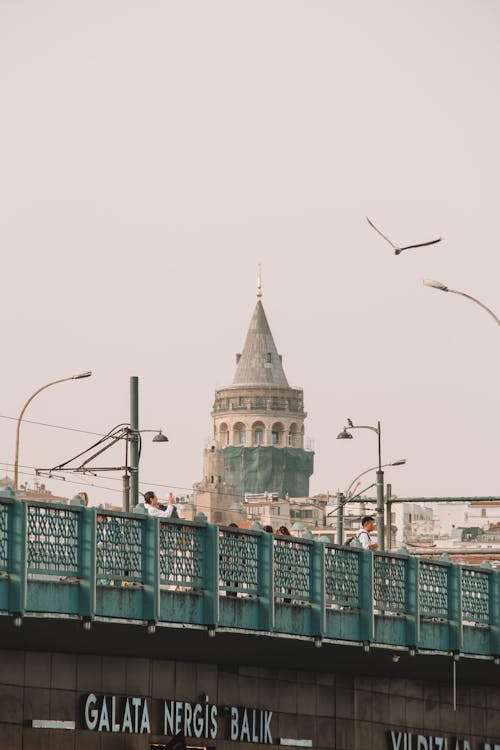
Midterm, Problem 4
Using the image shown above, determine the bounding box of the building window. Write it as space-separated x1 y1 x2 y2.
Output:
272 430 280 445
239 396 246 407
266 352 272 363
238 428 245 444
254 428 263 445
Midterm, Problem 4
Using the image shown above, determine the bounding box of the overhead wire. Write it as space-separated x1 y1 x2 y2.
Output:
0 413 104 436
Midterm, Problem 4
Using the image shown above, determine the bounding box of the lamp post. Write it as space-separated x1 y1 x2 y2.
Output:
13 371 92 491
329 459 406 545
337 420 386 549
125 376 168 511
423 279 500 327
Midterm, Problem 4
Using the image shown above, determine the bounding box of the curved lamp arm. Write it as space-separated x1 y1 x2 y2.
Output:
338 419 382 470
345 459 406 497
13 371 91 490
423 279 500 327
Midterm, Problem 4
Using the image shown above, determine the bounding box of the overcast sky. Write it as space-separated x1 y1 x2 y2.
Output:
1 1 499 506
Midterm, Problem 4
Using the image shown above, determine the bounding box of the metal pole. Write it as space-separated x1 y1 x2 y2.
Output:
130 376 139 508
376 421 385 551
122 426 130 512
337 493 344 545
122 473 130 512
386 483 392 551
376 469 385 551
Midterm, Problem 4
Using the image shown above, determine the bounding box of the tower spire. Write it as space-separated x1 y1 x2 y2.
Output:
257 263 262 299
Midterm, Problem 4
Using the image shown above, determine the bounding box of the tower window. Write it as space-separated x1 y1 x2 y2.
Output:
266 352 272 363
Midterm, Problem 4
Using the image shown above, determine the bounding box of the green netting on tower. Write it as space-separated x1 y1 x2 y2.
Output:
223 446 314 499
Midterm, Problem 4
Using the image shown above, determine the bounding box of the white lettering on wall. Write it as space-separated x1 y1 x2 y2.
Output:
231 707 239 740
139 699 150 734
122 699 133 732
98 697 110 732
84 694 98 730
164 700 174 736
85 694 272 743
210 705 218 739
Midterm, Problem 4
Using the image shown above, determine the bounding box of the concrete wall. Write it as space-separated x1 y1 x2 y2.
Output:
0 648 499 750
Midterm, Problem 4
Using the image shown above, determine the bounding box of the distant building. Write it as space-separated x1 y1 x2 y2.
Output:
0 476 69 504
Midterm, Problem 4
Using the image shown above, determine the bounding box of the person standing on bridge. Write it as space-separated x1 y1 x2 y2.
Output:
357 516 378 550
144 491 177 517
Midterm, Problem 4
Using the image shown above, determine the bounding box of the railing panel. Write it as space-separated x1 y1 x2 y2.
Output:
159 521 204 588
96 513 143 582
27 504 79 576
219 528 259 596
324 546 360 608
0 503 8 571
274 537 311 602
373 553 407 613
419 560 449 618
461 566 490 624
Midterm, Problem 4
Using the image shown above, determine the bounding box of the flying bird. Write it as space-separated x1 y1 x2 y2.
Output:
366 217 442 255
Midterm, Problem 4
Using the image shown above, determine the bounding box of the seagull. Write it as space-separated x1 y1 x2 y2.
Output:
366 216 443 255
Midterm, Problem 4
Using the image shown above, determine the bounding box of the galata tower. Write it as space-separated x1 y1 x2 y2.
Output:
210 271 314 500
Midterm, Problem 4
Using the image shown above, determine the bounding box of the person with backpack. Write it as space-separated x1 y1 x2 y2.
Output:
357 516 378 550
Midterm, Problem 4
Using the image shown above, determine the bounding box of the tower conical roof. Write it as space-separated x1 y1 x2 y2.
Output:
232 300 289 387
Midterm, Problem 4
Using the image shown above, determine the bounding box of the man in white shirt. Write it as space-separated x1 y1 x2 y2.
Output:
357 516 378 550
144 491 177 517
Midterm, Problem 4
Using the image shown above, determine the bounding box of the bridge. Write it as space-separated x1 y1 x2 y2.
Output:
1 491 499 666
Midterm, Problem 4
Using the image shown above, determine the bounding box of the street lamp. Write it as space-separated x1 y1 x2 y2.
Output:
35 376 168 511
337 419 386 549
13 371 92 491
329 459 406 545
423 279 500 327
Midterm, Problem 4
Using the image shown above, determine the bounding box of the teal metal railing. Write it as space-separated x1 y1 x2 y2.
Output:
1 496 499 658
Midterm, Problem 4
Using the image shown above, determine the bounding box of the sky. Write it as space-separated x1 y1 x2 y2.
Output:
1 0 499 506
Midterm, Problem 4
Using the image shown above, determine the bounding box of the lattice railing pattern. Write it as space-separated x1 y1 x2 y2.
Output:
0 503 8 571
274 538 311 601
324 546 360 607
159 522 204 587
461 568 490 624
373 554 407 613
27 505 79 575
419 560 449 617
96 514 143 581
219 529 259 595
